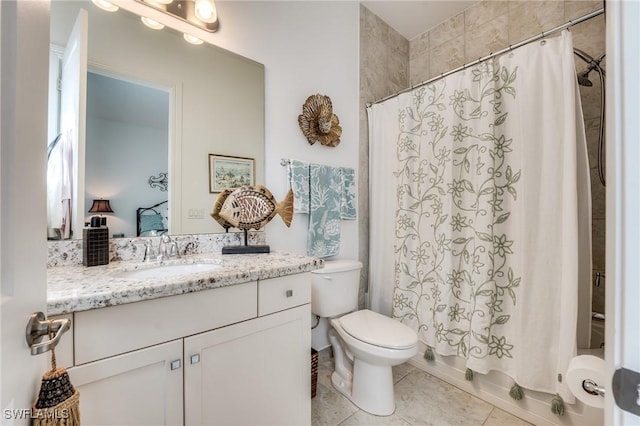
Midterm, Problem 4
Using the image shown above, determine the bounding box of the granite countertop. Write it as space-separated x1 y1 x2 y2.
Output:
47 251 323 316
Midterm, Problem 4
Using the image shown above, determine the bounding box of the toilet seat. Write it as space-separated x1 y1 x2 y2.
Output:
339 310 417 350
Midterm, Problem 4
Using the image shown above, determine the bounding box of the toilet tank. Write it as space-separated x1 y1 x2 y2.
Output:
311 260 363 317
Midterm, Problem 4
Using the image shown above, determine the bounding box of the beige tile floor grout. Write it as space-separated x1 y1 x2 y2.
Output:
312 358 533 426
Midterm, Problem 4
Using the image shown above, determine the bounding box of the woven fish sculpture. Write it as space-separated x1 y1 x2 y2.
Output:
218 185 294 230
210 189 234 231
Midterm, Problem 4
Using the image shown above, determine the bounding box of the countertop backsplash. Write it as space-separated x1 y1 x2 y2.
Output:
47 232 266 267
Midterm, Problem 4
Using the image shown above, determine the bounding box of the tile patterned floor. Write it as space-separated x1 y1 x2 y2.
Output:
312 359 533 426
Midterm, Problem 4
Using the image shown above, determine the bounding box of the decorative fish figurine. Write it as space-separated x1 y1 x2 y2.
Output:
218 185 294 230
210 189 234 231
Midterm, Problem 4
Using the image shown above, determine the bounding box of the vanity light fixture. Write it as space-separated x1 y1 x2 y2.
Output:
141 16 165 30
137 0 219 33
183 33 204 45
91 0 119 12
194 0 217 24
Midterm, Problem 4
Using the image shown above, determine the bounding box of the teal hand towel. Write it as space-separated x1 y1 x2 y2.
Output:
287 160 310 214
308 164 342 258
339 167 356 220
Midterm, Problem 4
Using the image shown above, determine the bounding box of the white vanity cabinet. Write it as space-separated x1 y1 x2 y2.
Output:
185 272 311 425
59 272 311 426
66 340 184 425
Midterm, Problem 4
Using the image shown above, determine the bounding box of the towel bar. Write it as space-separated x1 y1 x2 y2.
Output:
25 311 71 356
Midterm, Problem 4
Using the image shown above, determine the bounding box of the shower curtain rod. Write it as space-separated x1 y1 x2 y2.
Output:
367 7 604 107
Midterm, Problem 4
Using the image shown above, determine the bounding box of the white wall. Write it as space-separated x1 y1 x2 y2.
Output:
203 1 361 258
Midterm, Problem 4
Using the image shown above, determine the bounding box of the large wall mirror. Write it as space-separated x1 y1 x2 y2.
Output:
48 0 265 240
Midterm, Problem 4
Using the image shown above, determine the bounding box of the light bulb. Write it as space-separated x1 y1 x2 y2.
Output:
91 0 119 12
183 33 204 45
141 16 165 30
195 0 217 24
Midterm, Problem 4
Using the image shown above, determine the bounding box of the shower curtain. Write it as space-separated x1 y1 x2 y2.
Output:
368 31 591 401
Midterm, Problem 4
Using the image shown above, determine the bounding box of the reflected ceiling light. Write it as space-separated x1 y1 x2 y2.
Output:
91 0 119 12
141 16 165 30
183 33 204 45
195 0 217 24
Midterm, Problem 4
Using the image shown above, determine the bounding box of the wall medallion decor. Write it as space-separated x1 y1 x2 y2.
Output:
298 94 342 147
148 172 168 192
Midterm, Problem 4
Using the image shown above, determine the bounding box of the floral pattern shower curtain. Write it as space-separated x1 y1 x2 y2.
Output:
368 31 592 400
394 62 521 363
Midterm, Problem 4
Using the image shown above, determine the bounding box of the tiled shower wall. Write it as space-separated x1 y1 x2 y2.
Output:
358 6 410 309
359 1 606 317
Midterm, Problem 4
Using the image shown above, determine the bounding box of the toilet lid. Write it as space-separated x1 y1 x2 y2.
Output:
339 310 417 350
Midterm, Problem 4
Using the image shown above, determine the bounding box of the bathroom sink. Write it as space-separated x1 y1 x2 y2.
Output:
116 263 222 280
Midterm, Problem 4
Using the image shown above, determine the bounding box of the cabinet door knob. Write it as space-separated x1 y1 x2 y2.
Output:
191 354 200 364
170 359 181 370
286 289 293 298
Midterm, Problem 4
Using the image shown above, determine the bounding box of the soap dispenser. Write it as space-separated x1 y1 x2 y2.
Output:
83 217 109 266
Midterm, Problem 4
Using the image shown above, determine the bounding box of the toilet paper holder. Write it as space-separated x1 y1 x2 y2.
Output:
583 379 605 397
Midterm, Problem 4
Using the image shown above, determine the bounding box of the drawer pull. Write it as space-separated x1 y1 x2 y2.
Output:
286 290 293 298
170 359 181 370
191 354 200 364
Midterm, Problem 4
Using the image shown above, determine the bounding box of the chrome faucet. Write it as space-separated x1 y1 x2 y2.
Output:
143 239 157 262
143 235 180 262
158 234 180 261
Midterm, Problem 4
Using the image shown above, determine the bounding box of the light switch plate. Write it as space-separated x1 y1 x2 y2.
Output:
187 208 205 219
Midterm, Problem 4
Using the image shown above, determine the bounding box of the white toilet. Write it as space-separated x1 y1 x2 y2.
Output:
311 260 418 416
